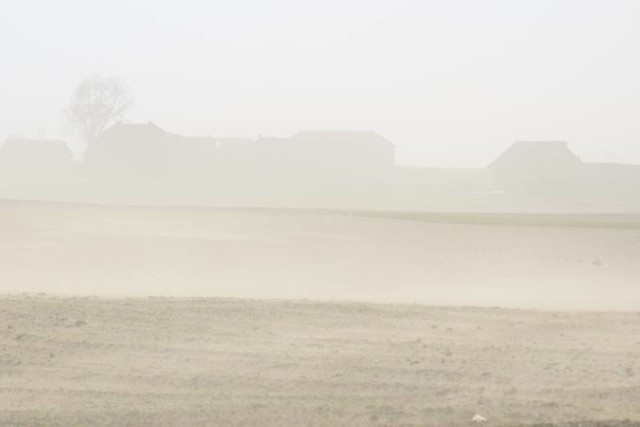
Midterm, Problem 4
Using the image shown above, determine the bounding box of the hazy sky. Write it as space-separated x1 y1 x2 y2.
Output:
1 0 639 167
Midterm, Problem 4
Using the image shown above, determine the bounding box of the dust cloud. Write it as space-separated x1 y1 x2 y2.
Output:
2 1 640 425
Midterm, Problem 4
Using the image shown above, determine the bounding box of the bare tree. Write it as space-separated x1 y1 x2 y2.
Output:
65 75 133 144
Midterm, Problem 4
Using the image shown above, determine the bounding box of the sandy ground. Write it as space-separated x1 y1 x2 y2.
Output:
1 200 640 425
1 296 640 426
1 200 639 309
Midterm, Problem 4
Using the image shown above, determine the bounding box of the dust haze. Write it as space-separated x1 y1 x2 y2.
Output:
1 1 640 426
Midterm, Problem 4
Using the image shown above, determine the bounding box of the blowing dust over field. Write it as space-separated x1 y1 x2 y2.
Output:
2 201 640 309
1 201 640 425
3 0 640 425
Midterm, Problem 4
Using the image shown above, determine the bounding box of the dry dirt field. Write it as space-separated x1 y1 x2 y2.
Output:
1 200 640 309
1 296 640 426
1 200 640 425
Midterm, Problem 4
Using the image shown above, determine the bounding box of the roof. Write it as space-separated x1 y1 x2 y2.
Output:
94 123 251 146
1 138 73 159
291 130 394 147
488 141 582 171
256 130 394 147
210 138 253 145
586 162 640 171
97 122 168 141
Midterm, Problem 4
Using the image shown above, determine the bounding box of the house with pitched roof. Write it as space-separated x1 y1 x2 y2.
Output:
253 130 395 180
0 138 74 184
84 122 252 183
488 141 584 196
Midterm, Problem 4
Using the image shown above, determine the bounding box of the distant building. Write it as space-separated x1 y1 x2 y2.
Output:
254 130 395 182
85 124 395 187
0 138 74 184
488 141 584 196
392 166 494 195
85 122 252 183
582 162 640 202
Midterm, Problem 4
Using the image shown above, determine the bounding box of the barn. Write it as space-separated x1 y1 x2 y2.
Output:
488 141 584 197
253 130 395 180
0 138 74 184
83 122 245 184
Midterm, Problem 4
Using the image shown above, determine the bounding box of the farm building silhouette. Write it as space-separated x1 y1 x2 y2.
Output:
1 124 639 210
